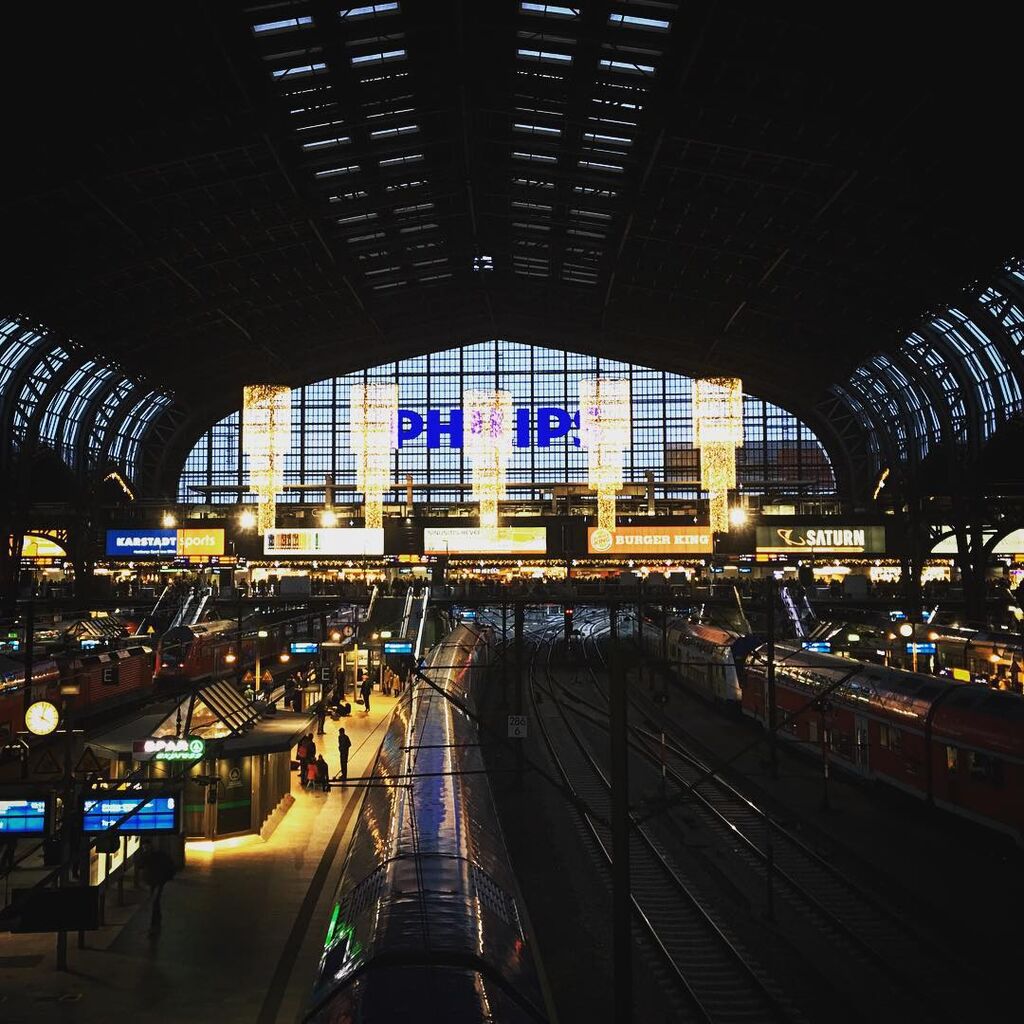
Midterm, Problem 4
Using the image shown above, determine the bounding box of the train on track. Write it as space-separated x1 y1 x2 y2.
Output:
742 645 1024 841
0 645 154 742
638 616 748 709
306 622 550 1023
641 615 1024 843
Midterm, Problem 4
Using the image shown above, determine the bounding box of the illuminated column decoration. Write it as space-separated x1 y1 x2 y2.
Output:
694 377 744 534
579 378 631 533
349 383 398 529
242 385 292 534
463 389 514 531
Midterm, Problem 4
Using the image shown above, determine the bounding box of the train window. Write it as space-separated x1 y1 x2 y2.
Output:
946 746 958 771
968 751 1002 785
880 724 901 751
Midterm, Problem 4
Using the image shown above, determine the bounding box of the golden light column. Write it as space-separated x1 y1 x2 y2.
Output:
349 383 398 529
463 389 514 531
693 376 744 533
579 377 631 533
242 385 291 534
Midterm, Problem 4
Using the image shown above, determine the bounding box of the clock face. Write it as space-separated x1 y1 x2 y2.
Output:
25 700 60 736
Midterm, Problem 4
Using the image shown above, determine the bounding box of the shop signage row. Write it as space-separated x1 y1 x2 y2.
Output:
131 737 206 762
106 529 225 558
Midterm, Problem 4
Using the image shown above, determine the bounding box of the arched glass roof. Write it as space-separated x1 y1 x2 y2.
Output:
0 314 174 481
177 339 836 505
830 258 1024 469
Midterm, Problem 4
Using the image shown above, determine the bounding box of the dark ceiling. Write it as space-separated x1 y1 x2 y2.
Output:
2 2 1021 424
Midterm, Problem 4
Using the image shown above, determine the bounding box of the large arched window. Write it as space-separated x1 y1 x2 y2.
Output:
177 340 836 504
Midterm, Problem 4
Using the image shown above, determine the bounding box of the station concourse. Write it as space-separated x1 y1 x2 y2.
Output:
1 5 1023 1023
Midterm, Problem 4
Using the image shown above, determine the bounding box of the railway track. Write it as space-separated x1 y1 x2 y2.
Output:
565 616 981 1024
526 619 799 1024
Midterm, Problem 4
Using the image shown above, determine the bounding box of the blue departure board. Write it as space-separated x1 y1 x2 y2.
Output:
290 641 320 654
0 799 47 835
383 641 414 655
82 795 179 833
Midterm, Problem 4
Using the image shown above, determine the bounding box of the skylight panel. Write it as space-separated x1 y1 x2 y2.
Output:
419 272 453 282
514 222 551 232
583 131 632 145
413 256 447 268
512 200 553 212
514 151 557 164
608 12 670 31
520 3 580 17
517 48 572 64
394 202 434 214
372 280 405 290
352 48 406 65
379 153 424 167
294 118 345 132
599 58 655 75
301 136 352 151
365 105 416 120
340 3 399 19
349 231 387 243
514 122 562 137
315 164 361 178
578 158 624 173
398 222 438 234
253 16 313 35
272 62 327 80
570 208 612 220
337 212 378 225
328 190 369 202
384 179 428 191
370 124 420 139
513 177 556 189
365 265 401 276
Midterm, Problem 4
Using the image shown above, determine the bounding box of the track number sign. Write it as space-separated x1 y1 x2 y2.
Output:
507 715 528 739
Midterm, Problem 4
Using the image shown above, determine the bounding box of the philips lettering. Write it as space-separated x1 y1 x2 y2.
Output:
395 407 585 449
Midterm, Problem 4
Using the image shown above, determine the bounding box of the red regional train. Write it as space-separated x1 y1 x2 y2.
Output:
741 644 1024 843
154 619 295 686
0 646 154 742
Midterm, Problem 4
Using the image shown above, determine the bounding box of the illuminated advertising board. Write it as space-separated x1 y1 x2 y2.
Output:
755 526 886 554
105 528 225 558
423 527 547 555
587 526 713 555
263 528 385 557
175 529 225 556
81 795 179 834
906 642 937 655
131 737 206 763
0 798 48 835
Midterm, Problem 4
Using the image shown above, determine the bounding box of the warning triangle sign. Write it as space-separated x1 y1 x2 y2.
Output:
34 749 62 776
146 625 156 635
74 747 104 776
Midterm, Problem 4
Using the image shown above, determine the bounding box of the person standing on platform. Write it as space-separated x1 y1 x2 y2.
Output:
360 673 373 714
137 839 175 934
317 701 327 736
315 754 330 792
337 726 352 784
305 759 318 791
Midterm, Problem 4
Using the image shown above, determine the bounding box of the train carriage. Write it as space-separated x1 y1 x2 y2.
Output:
307 622 550 1023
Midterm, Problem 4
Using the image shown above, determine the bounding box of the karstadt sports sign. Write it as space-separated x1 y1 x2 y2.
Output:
106 529 225 558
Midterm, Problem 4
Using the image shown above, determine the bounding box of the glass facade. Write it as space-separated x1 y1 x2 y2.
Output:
178 341 835 504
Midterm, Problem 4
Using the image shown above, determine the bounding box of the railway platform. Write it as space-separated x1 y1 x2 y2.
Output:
0 693 400 1024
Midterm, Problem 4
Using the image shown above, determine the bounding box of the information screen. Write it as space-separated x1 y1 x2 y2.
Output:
290 641 320 655
383 641 414 655
82 795 179 834
0 799 47 835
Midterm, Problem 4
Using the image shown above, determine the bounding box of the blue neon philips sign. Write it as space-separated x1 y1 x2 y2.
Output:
395 407 588 449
